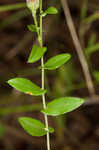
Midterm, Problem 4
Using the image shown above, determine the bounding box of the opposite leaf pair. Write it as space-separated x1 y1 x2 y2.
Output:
18 96 84 137
8 77 84 115
28 44 71 70
8 76 84 137
8 51 71 96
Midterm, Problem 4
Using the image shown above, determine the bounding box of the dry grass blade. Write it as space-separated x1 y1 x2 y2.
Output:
61 0 95 97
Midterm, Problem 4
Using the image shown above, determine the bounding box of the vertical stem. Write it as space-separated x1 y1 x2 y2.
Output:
39 0 51 150
41 58 50 150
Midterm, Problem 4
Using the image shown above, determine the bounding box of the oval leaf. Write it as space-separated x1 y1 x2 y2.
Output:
27 24 37 33
8 78 46 96
18 117 54 136
41 97 84 116
44 53 71 70
42 7 58 17
28 45 47 63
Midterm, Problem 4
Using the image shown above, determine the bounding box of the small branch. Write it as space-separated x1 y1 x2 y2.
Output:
61 0 95 97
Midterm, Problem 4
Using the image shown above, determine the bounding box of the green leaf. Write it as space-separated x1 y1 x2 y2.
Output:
28 45 47 63
93 71 99 82
41 97 84 116
27 24 37 32
42 7 58 17
0 124 5 138
8 78 46 96
18 117 54 136
44 53 71 70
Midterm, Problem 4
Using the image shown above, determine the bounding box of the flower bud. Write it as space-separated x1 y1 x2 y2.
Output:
26 0 39 14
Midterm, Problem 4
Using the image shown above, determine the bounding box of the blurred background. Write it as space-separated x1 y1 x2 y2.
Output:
0 0 99 150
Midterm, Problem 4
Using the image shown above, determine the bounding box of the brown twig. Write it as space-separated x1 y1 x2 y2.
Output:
61 0 95 97
84 95 99 105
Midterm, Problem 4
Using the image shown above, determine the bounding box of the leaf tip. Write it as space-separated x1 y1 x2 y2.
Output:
7 79 13 85
18 117 24 123
80 98 85 104
18 117 27 127
27 59 32 63
66 53 72 59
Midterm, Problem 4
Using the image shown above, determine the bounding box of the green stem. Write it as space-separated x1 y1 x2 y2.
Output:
32 13 39 37
41 58 50 150
40 0 51 150
32 2 50 149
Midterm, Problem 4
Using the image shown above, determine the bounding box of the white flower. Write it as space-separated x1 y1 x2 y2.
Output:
26 0 39 13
